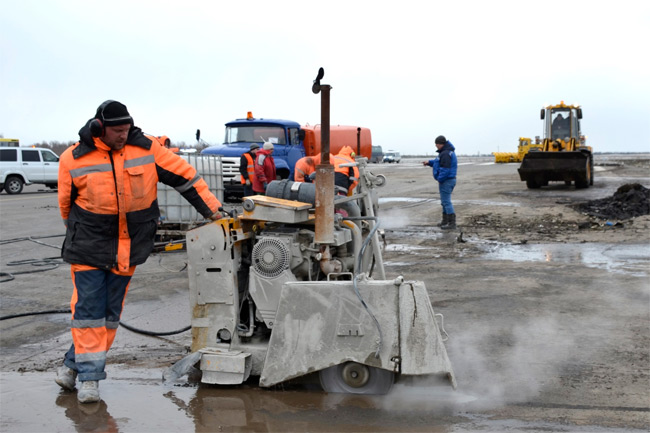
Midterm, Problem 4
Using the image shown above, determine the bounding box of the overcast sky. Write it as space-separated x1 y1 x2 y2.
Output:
2 0 649 155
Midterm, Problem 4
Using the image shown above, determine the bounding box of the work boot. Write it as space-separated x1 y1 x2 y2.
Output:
77 380 100 404
437 213 448 227
441 213 456 230
55 365 77 391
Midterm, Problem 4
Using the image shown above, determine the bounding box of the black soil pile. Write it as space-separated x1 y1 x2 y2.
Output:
576 183 650 220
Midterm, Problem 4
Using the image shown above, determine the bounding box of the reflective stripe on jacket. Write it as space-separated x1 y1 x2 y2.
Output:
58 122 220 272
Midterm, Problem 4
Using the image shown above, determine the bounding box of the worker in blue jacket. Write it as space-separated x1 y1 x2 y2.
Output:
423 135 458 229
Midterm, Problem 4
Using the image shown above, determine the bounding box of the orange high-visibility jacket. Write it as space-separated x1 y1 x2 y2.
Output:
332 147 359 195
155 135 179 153
294 155 317 182
58 123 220 272
240 152 256 184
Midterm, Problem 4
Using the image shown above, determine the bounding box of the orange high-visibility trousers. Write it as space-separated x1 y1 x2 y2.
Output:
62 264 135 381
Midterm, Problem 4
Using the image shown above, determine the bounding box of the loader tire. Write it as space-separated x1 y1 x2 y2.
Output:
526 179 541 189
575 158 592 189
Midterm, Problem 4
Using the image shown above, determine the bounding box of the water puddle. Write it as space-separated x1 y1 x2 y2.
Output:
1 372 474 432
483 242 650 277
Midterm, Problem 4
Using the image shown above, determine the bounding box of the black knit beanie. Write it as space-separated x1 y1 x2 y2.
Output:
435 135 447 145
97 101 133 127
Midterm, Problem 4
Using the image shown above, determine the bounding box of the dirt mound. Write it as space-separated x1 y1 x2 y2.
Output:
576 183 650 220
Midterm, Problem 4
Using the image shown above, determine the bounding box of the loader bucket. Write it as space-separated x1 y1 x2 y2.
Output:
518 151 591 188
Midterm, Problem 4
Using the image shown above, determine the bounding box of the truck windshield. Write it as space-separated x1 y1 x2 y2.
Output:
225 126 286 145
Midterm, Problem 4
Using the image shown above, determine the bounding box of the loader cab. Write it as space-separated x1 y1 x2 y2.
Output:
543 104 582 142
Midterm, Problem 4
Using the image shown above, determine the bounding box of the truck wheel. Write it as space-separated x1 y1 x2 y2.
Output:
319 362 394 395
4 176 24 194
46 183 58 190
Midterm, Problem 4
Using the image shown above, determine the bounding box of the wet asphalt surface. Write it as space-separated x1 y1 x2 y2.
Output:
1 156 649 432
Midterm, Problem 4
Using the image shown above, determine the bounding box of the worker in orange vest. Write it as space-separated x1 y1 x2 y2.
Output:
293 154 321 183
332 145 360 195
156 135 179 153
240 143 259 196
55 100 222 404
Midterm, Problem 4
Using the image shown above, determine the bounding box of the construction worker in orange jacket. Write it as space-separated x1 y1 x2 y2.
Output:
239 143 259 196
332 145 360 195
55 100 222 404
156 135 180 153
293 153 321 183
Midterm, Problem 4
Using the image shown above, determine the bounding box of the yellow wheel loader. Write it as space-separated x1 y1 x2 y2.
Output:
518 102 593 189
493 137 542 163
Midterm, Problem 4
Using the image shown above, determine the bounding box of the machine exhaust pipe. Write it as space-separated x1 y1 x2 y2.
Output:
312 67 335 245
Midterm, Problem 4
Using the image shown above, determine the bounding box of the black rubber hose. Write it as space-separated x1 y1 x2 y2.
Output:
0 309 71 320
0 309 191 336
118 321 191 336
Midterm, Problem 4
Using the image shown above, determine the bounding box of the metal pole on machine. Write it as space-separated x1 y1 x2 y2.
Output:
312 67 335 244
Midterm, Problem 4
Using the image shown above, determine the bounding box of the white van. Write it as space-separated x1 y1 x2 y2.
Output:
382 150 401 163
0 147 60 194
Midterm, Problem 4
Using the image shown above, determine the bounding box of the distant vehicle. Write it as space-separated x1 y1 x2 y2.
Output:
371 145 383 163
0 138 20 147
382 150 401 164
0 147 59 194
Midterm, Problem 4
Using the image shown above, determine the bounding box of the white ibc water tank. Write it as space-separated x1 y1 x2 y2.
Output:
157 154 225 224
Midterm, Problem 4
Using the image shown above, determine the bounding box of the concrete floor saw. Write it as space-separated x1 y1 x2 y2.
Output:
177 69 456 394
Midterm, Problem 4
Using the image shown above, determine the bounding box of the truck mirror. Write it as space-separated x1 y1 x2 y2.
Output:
195 129 201 141
577 109 582 119
540 109 545 120
298 129 305 141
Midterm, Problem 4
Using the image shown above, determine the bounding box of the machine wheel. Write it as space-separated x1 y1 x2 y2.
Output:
526 179 540 189
4 176 24 194
319 362 394 395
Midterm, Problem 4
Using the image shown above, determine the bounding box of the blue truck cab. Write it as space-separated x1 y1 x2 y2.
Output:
202 113 306 197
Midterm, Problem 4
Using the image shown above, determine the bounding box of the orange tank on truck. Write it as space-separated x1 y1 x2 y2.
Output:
201 112 372 197
301 124 372 160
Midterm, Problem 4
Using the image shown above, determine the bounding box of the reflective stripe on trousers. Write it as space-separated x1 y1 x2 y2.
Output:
63 264 135 381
